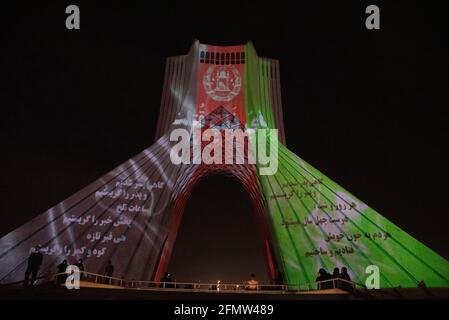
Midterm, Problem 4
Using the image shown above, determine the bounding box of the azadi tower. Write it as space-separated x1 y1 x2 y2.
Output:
1 41 448 288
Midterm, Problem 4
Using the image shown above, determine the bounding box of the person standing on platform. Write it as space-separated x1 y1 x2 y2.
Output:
75 259 85 279
316 268 331 290
275 269 284 290
105 260 114 284
340 267 353 292
75 259 84 272
331 267 341 289
56 259 69 285
247 273 259 290
24 245 43 287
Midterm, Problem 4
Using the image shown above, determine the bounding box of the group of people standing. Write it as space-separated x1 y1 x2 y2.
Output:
316 267 353 292
55 259 115 284
26 244 355 293
24 245 116 287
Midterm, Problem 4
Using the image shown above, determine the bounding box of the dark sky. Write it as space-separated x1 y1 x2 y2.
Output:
1 1 448 282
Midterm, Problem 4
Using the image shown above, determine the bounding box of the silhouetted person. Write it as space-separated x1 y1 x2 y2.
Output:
331 267 340 289
75 259 84 271
340 267 353 292
275 270 284 286
247 273 259 290
160 272 174 288
417 280 433 296
24 246 43 287
75 259 85 279
56 259 68 284
105 260 114 284
316 268 331 290
316 268 325 290
324 270 333 289
418 280 427 289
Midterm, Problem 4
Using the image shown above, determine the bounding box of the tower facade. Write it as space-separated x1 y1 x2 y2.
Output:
1 41 448 288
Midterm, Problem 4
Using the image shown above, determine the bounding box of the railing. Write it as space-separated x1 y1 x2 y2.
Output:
51 271 360 293
295 278 361 292
54 271 128 288
53 271 287 291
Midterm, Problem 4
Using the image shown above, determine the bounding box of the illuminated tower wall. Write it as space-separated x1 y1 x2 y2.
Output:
1 41 448 288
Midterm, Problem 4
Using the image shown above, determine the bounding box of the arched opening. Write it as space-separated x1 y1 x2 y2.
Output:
165 173 271 284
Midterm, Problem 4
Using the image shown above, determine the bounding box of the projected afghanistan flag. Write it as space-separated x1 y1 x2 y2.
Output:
1 41 448 289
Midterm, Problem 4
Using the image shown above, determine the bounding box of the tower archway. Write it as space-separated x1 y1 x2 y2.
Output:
165 173 270 284
153 166 279 284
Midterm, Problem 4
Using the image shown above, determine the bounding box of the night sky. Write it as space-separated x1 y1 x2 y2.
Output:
1 2 448 282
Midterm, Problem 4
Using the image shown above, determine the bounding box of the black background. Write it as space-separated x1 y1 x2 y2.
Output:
1 1 448 283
